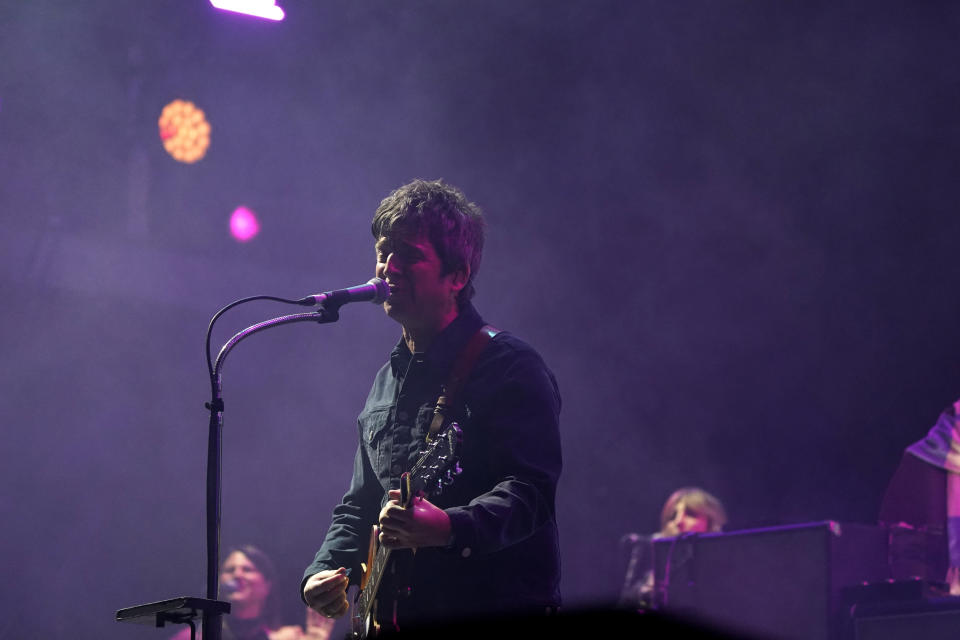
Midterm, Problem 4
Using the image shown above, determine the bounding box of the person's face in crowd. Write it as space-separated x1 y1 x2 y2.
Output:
221 551 271 614
376 231 465 332
663 499 710 536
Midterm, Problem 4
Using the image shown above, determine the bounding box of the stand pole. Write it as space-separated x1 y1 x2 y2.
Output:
203 306 340 639
202 377 225 640
117 304 341 637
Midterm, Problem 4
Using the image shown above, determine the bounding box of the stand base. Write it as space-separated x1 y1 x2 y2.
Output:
116 597 230 628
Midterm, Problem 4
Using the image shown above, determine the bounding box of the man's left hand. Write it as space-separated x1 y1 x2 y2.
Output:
378 489 451 549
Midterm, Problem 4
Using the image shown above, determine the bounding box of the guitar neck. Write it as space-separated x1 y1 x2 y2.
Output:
356 542 392 623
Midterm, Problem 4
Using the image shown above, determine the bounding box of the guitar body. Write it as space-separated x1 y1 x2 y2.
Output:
354 529 416 638
353 494 414 637
348 423 462 640
354 525 384 639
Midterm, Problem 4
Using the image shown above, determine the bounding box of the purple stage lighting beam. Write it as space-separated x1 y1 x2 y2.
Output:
210 0 285 21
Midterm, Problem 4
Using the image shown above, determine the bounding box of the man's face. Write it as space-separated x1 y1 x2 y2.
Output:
375 231 464 331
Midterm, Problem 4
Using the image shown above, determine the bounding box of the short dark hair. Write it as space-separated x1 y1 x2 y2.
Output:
371 179 486 306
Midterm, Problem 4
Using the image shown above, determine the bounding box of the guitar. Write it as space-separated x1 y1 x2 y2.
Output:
349 422 464 639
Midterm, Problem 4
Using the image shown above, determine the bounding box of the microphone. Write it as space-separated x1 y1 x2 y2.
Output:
222 578 239 595
298 277 389 307
620 532 654 545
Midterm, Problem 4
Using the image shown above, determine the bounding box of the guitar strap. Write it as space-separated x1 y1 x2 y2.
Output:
426 324 500 442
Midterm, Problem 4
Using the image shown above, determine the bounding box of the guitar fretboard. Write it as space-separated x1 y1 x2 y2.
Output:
356 543 391 623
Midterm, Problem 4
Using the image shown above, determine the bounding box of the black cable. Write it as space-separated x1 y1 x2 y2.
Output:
205 295 311 382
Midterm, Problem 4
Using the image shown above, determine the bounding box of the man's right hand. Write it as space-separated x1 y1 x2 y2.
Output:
303 568 350 618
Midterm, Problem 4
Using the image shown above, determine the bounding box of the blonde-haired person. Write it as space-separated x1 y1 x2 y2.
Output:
619 487 727 610
659 487 728 537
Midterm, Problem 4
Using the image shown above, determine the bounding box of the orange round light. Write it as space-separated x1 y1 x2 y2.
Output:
158 99 211 163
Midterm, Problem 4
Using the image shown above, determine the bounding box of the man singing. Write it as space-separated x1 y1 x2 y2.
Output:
301 179 562 629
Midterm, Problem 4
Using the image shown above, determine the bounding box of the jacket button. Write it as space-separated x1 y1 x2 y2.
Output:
391 463 403 475
460 547 472 558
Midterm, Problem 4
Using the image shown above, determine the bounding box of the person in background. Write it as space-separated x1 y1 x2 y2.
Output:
171 544 334 640
659 486 728 537
880 397 960 595
619 487 728 609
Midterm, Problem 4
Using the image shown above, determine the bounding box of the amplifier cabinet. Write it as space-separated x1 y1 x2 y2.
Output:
849 597 960 640
651 521 891 640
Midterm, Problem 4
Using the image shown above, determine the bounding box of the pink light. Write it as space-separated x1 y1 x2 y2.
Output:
230 206 261 243
210 0 285 21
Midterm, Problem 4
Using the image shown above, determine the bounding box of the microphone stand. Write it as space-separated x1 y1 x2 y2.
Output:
116 303 342 640
202 304 341 640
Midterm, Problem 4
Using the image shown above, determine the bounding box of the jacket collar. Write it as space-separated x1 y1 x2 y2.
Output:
389 303 485 379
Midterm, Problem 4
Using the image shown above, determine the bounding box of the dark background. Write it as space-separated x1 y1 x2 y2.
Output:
1 1 958 638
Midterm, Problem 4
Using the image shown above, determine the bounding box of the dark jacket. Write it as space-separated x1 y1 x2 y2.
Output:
302 303 562 622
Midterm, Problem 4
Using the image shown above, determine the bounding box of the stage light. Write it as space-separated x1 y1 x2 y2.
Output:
230 206 261 243
210 0 285 21
158 99 211 164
